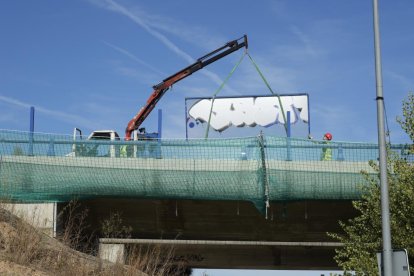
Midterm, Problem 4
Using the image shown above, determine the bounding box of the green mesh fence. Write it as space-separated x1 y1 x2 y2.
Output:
0 130 411 211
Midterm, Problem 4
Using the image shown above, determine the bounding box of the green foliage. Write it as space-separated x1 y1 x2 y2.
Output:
101 211 133 239
74 144 99 157
329 93 414 275
12 146 24 156
397 92 414 143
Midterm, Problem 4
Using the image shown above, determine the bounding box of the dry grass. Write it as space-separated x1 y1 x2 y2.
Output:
0 205 107 275
0 202 191 276
125 244 191 276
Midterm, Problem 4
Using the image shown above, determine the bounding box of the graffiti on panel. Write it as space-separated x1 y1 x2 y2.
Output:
188 95 309 132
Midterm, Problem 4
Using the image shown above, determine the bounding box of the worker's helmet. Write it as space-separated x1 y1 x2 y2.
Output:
324 132 332 141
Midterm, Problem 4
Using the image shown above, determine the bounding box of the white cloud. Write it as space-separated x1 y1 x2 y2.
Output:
311 103 379 142
224 54 299 94
91 0 242 94
124 8 227 51
0 108 19 124
386 70 414 91
103 41 166 76
290 25 320 58
103 0 195 64
0 95 98 130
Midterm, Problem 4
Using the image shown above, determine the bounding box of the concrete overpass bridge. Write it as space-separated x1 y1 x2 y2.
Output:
0 130 410 269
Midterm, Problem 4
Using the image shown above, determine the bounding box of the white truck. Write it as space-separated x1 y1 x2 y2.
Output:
70 129 159 158
69 129 120 158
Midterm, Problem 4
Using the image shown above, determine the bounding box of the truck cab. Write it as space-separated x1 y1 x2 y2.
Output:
88 130 120 158
88 130 120 141
70 128 160 158
70 129 120 157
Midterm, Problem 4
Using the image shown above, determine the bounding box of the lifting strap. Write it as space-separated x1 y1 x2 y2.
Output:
204 52 288 138
204 52 247 139
246 53 288 134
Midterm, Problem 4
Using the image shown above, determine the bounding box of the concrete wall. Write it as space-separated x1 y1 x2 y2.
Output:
2 203 56 236
99 243 125 263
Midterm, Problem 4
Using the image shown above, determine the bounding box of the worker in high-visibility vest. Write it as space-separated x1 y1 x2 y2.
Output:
321 132 333 161
120 145 128 158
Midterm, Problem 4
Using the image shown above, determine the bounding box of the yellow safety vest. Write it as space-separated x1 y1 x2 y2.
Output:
120 145 127 158
321 142 332 161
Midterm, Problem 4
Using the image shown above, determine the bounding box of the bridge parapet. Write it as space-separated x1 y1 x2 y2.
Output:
0 130 411 206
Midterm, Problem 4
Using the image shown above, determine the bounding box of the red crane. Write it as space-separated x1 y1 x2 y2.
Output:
125 35 248 140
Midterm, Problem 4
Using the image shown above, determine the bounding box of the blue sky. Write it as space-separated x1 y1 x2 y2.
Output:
1 0 413 144
1 1 410 274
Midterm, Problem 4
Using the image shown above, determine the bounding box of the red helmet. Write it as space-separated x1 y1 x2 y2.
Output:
324 132 332 141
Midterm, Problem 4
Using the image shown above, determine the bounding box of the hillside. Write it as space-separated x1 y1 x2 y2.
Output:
0 207 147 276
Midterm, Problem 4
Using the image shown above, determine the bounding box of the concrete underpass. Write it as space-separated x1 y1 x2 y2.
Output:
59 198 357 270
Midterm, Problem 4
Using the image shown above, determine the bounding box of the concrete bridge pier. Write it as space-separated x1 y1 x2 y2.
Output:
2 203 56 236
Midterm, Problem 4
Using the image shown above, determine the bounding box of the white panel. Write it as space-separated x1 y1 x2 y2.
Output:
188 95 309 132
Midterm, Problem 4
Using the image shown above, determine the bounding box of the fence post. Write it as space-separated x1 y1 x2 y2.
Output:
286 111 292 161
336 143 345 161
156 109 162 158
47 138 55 156
28 106 35 156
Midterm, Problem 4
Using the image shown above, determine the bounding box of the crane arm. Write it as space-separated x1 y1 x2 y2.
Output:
125 35 248 140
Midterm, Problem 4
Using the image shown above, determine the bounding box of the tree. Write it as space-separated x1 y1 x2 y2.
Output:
397 92 414 142
329 92 414 275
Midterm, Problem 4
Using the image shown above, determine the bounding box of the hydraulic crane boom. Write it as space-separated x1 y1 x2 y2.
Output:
125 35 248 140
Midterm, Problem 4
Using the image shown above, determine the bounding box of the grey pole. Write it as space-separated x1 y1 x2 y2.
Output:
372 0 393 275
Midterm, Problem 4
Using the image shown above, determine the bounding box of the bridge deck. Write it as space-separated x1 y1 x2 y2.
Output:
2 130 409 204
0 155 373 204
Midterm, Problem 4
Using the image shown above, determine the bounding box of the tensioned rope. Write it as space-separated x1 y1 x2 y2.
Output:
246 53 288 135
204 52 289 138
204 52 247 138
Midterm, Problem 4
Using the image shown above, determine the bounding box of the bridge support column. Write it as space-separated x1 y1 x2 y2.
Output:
99 243 125 264
2 203 56 237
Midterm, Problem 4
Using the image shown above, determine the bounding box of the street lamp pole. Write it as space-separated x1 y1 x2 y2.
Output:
372 0 393 275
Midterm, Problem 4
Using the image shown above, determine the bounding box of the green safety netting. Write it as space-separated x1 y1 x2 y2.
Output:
0 130 411 212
